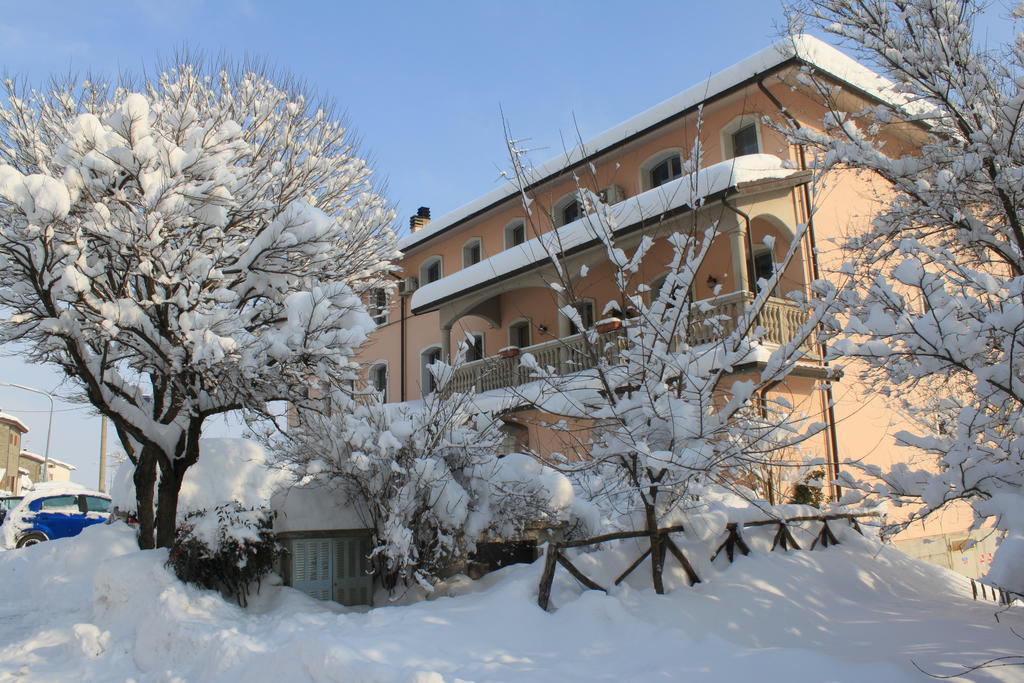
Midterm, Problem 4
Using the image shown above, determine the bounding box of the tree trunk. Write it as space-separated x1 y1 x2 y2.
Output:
133 450 157 549
155 421 203 549
155 459 184 548
645 498 665 595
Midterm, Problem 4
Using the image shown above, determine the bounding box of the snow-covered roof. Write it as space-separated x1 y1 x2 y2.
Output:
398 34 907 253
0 412 28 433
410 154 802 312
19 451 76 470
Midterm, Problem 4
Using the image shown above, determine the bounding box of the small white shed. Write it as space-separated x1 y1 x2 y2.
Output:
271 485 374 606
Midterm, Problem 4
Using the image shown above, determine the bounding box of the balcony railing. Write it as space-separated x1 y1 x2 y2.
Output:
445 291 813 395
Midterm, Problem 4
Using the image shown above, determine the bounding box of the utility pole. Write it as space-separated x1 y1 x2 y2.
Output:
98 416 107 493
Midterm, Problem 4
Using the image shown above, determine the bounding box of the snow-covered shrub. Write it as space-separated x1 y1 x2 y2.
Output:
167 503 280 607
275 387 594 591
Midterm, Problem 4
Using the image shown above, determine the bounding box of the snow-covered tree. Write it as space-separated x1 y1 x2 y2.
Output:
0 63 397 548
499 125 837 593
274 378 593 591
783 1 1024 590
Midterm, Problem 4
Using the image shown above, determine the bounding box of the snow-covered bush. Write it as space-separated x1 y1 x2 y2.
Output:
167 502 279 607
783 1 1024 591
0 62 397 548
275 387 594 591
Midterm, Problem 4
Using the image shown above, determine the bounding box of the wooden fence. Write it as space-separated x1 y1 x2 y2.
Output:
970 578 1019 606
537 512 881 611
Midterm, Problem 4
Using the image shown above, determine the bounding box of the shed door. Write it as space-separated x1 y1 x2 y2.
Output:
333 535 372 606
290 539 332 600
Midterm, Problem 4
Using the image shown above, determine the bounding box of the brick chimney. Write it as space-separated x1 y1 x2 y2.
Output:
409 206 431 232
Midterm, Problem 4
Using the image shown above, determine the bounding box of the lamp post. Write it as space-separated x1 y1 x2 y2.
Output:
0 382 54 483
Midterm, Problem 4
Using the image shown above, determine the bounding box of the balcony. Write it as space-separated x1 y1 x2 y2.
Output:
445 291 814 395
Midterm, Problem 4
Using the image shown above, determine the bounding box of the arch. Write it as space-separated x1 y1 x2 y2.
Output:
749 212 797 243
639 148 685 191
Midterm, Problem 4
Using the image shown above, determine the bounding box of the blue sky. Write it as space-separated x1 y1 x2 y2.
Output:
0 1 1015 487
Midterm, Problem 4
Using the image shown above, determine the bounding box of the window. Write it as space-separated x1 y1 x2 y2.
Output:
649 154 682 188
650 274 668 302
561 199 580 225
509 320 531 348
553 195 581 227
732 124 759 156
82 496 111 513
368 288 388 325
369 363 388 401
421 257 442 284
285 534 373 606
505 221 526 248
421 346 442 394
752 247 775 292
498 421 529 456
464 333 484 362
568 301 595 335
39 495 78 512
462 239 482 267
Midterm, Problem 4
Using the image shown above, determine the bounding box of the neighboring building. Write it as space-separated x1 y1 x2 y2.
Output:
351 35 984 576
19 451 76 484
0 412 77 494
0 412 28 493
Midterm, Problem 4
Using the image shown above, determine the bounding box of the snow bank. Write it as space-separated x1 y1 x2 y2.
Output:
0 522 1020 681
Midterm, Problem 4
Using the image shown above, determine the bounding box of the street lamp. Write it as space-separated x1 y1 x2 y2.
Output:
0 382 53 483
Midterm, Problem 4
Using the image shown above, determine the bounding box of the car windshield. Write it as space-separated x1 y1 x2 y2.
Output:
1 497 22 510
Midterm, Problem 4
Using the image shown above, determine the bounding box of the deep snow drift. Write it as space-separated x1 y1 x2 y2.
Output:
0 522 1020 682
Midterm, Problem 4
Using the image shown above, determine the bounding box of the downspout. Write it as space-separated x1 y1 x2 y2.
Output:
758 378 783 505
393 273 408 403
757 76 842 501
400 287 407 403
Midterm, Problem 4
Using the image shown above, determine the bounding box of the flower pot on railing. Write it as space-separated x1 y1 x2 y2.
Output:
595 317 622 334
498 346 520 359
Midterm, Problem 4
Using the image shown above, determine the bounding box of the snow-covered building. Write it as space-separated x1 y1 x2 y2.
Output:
18 451 76 484
0 412 77 493
0 412 28 492
354 35 985 576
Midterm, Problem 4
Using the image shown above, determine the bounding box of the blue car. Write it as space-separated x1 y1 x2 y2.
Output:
4 489 112 548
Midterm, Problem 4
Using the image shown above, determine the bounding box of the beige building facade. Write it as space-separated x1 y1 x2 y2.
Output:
354 36 989 577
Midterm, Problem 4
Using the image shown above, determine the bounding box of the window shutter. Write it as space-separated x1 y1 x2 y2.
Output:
290 539 333 601
333 535 373 606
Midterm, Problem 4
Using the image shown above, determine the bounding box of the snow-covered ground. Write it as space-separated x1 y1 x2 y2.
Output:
0 522 1020 682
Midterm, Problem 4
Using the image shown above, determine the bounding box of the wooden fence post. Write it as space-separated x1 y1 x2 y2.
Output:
537 544 560 611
